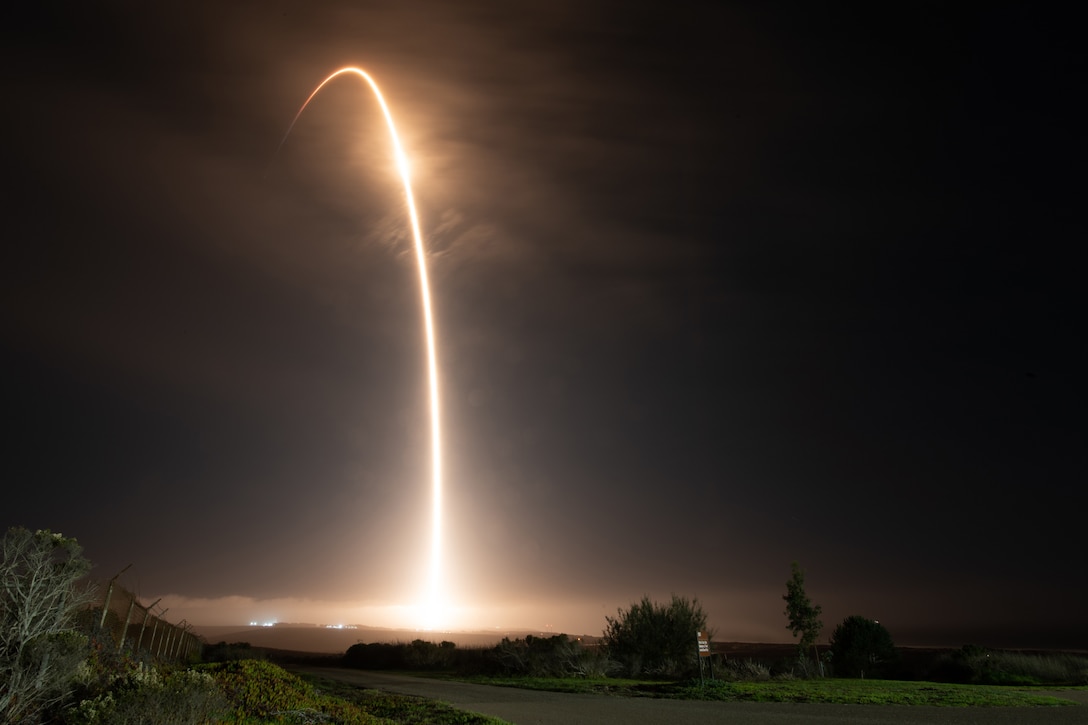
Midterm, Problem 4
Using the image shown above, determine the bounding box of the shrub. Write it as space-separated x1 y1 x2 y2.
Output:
487 634 584 677
603 594 709 678
404 639 458 670
1 527 94 724
929 645 1088 686
63 665 226 725
201 660 379 724
203 641 264 663
571 644 619 678
205 659 318 719
718 658 771 681
828 615 898 678
343 639 458 671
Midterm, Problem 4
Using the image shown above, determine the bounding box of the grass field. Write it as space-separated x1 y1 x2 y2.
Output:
441 674 1084 707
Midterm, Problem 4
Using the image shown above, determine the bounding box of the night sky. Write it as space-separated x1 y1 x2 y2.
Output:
3 2 1084 648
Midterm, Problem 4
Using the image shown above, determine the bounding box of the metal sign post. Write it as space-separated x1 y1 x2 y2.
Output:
696 631 711 684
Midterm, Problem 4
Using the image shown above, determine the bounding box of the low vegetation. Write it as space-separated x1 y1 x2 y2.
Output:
295 672 510 725
674 677 1078 706
432 670 1079 706
203 659 509 724
927 644 1088 686
4 526 1085 722
344 633 612 679
340 637 1086 707
2 525 511 725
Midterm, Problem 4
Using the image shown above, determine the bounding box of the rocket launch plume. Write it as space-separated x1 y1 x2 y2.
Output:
276 67 445 627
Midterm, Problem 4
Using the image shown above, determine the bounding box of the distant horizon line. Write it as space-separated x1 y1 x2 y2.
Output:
186 623 1086 652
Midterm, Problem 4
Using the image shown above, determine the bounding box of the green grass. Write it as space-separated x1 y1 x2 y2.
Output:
676 678 1081 706
439 673 1082 707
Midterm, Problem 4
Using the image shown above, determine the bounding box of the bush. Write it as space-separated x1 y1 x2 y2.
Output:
718 659 771 681
202 641 264 663
1 527 94 724
404 639 458 670
343 639 459 670
205 659 318 719
571 644 619 678
201 659 380 724
828 616 898 678
63 665 226 725
487 634 584 677
929 645 1088 686
603 595 708 678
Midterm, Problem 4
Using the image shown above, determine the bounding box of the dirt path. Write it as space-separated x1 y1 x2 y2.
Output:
290 666 1088 725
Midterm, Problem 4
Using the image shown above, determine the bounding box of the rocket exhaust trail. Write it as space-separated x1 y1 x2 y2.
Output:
274 67 444 626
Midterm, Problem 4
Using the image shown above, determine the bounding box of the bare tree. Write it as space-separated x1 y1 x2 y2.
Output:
1 527 94 724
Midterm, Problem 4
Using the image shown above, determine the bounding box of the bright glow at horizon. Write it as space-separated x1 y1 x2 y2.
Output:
277 67 445 628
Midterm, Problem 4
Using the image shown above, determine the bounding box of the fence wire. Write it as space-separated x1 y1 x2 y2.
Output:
87 578 201 661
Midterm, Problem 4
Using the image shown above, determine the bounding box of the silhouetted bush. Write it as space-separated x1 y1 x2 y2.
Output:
828 616 898 678
202 641 264 663
928 645 1088 685
343 636 613 678
344 641 405 669
603 595 708 678
343 639 457 671
486 634 584 677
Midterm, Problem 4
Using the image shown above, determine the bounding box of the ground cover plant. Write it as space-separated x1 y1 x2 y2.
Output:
64 664 227 725
296 672 511 725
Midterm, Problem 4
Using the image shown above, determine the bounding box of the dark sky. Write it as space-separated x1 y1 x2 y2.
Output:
3 1 1084 647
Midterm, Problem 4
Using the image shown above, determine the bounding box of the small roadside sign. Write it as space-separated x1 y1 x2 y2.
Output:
696 630 710 658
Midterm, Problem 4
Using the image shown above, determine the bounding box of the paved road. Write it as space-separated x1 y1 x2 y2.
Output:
290 667 1088 725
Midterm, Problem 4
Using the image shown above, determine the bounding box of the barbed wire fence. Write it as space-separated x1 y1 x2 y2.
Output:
85 568 202 662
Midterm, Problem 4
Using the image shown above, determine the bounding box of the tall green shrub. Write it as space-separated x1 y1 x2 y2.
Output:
603 594 708 678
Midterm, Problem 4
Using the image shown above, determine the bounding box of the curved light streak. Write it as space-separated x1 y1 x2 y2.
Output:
277 67 444 625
